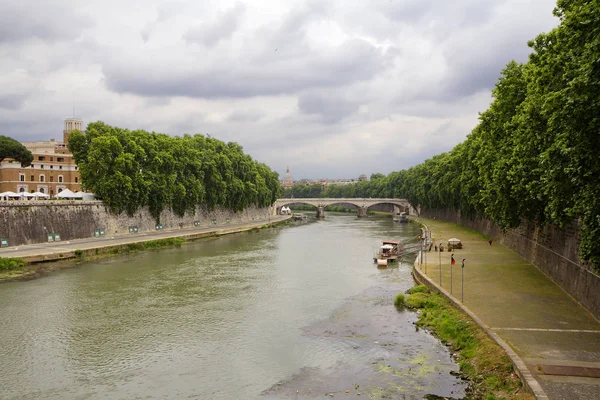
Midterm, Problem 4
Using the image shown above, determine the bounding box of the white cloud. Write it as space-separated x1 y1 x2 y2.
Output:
0 0 559 178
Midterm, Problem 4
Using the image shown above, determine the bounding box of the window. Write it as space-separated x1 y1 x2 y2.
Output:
50 165 53 169
40 165 44 169
38 156 45 161
31 165 34 168
57 157 64 162
50 157 53 161
30 175 34 181
19 174 25 182
50 176 54 182
39 188 45 193
58 188 63 193
75 177 79 183
58 176 63 183
19 187 25 193
59 166 63 170
39 175 45 182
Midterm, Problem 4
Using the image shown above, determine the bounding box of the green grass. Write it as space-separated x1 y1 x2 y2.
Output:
406 284 429 294
400 289 533 400
0 257 26 271
394 293 405 309
121 238 186 252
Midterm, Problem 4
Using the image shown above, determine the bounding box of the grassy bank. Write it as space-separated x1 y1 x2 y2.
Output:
400 285 533 400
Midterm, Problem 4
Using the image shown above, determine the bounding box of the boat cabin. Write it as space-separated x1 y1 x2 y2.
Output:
374 240 402 266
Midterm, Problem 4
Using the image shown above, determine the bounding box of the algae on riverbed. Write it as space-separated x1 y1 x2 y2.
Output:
400 285 534 400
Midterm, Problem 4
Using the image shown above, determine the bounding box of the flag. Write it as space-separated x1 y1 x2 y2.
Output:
451 254 456 265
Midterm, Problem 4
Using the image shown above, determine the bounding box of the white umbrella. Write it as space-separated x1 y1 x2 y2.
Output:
75 191 95 200
56 189 82 199
1 191 23 198
21 192 36 198
32 191 50 198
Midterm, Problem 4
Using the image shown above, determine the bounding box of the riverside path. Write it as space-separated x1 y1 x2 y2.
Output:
0 215 291 264
412 217 600 400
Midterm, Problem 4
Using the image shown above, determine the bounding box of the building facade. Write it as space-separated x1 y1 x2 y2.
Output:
0 118 83 196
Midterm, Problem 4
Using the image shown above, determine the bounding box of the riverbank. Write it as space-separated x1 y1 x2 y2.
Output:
400 285 533 400
0 215 292 283
411 216 600 400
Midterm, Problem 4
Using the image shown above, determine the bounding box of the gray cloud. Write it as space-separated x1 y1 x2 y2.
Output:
0 1 90 43
183 3 246 46
297 92 361 124
0 93 27 110
0 0 559 180
226 109 265 122
103 37 387 98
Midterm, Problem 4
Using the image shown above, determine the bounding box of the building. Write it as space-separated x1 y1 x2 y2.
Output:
281 167 294 189
0 118 83 196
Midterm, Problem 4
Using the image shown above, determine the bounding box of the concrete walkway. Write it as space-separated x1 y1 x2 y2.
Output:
412 217 600 400
0 215 291 263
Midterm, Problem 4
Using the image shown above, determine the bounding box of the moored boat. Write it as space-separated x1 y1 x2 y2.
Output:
393 212 409 223
373 240 402 266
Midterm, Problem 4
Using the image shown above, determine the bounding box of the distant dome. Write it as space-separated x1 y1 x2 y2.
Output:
284 167 294 182
282 167 294 188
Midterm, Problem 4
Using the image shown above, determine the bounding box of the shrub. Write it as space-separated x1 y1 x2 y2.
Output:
0 257 26 271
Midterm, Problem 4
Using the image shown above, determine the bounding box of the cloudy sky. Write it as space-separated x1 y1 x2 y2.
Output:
1 0 558 179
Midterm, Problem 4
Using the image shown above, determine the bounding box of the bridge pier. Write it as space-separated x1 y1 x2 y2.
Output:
357 206 368 218
316 206 325 219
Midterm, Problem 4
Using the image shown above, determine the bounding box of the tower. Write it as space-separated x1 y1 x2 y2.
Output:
63 118 83 144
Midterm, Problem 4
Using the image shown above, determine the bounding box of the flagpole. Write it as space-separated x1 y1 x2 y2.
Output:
450 253 453 294
461 259 466 302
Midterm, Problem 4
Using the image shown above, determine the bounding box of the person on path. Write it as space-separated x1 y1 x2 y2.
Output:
489 239 493 246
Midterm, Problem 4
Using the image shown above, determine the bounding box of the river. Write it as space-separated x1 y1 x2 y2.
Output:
0 213 466 399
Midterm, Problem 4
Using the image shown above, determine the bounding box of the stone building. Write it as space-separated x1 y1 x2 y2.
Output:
0 118 83 196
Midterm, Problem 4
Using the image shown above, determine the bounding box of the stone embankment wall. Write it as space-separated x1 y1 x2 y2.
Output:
0 200 271 246
421 208 600 320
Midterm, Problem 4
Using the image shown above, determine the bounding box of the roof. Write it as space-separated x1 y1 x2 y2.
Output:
382 240 400 245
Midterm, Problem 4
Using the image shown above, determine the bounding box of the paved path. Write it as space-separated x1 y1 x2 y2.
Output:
413 217 600 400
0 215 291 262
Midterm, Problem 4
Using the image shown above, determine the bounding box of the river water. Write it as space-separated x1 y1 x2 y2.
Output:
0 213 466 399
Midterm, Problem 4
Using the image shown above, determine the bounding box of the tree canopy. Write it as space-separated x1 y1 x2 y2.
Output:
0 135 33 167
280 1 600 270
68 122 280 220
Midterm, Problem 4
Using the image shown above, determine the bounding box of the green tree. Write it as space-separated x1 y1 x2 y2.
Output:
0 135 33 167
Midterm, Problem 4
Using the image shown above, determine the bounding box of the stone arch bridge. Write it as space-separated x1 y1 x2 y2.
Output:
272 198 417 219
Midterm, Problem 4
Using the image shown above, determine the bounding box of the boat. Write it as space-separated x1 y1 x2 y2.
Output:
373 240 402 266
293 213 308 221
393 212 409 223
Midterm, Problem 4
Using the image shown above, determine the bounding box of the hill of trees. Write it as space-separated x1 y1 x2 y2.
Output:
282 1 600 269
68 122 281 221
